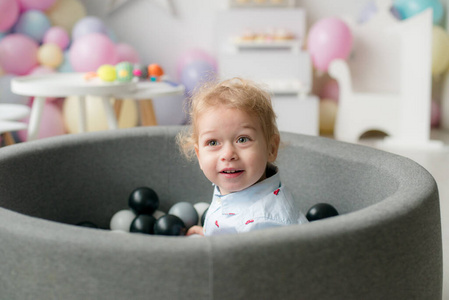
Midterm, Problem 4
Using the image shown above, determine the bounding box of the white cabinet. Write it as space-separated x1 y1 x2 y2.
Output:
216 8 318 135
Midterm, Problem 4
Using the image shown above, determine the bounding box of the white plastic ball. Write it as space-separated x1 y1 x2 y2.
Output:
153 210 165 220
188 234 203 238
194 202 210 225
110 209 136 232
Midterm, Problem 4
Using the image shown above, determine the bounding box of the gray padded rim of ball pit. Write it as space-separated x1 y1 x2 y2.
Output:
0 126 442 300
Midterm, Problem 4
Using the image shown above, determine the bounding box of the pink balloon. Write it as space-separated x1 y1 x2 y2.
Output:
72 16 108 41
0 34 39 75
69 33 118 72
319 78 340 102
18 102 66 141
176 49 217 81
0 0 20 31
28 65 55 75
115 43 140 64
307 18 353 72
18 0 57 11
43 26 70 50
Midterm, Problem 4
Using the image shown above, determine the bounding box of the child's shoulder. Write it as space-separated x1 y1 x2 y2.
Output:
248 185 300 224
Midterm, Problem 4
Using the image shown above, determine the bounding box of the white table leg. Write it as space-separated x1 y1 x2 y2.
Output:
27 96 46 141
78 96 87 133
101 96 118 130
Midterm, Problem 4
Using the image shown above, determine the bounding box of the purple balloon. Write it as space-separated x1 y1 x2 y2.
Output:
180 60 217 95
72 16 108 40
177 49 217 81
358 1 377 23
358 1 402 23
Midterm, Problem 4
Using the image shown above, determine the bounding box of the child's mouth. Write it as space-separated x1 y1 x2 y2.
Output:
220 169 244 177
221 170 242 174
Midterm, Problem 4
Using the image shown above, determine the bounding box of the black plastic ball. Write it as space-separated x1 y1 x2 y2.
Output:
128 187 159 215
306 203 339 222
130 214 156 234
201 208 208 226
154 214 187 236
76 221 99 229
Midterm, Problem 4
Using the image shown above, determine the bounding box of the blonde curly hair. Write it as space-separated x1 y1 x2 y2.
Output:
177 77 279 160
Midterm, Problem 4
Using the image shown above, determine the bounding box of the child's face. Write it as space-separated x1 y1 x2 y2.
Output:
194 105 278 195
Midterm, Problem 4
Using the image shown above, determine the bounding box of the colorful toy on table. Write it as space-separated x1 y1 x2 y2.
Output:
84 62 165 83
115 61 134 82
96 64 116 82
132 64 149 79
147 64 164 81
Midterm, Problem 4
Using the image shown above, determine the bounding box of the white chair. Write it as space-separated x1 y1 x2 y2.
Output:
0 104 30 146
329 0 442 148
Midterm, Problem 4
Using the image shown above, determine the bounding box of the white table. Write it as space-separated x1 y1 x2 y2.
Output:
11 73 137 141
115 80 185 126
11 74 186 140
0 103 31 121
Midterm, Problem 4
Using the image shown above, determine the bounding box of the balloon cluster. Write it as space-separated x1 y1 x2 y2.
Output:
85 62 164 83
102 187 209 236
0 4 141 76
0 0 142 141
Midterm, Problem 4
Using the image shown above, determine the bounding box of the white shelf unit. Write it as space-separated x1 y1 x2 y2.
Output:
226 0 295 9
216 8 318 136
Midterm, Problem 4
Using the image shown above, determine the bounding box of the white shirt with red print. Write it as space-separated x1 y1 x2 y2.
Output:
203 165 308 236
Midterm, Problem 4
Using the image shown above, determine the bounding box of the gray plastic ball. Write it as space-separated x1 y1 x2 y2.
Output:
168 202 199 229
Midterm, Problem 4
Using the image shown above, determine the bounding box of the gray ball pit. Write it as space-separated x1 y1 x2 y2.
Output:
0 126 442 299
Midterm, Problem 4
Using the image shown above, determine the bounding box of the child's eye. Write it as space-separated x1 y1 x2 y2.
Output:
207 140 218 146
237 136 249 143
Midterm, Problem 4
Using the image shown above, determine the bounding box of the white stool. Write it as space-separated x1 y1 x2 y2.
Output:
0 104 31 146
0 103 31 121
0 121 27 146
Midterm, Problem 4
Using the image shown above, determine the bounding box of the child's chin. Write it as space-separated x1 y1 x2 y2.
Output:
220 184 251 195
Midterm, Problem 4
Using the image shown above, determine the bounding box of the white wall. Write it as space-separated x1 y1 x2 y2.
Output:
80 0 363 80
78 0 448 127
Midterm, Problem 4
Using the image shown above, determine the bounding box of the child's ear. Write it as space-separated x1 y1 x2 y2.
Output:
268 134 280 162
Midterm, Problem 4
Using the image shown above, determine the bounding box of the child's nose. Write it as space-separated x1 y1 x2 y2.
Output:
221 143 238 161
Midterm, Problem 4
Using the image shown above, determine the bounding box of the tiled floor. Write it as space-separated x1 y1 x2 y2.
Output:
357 130 449 298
